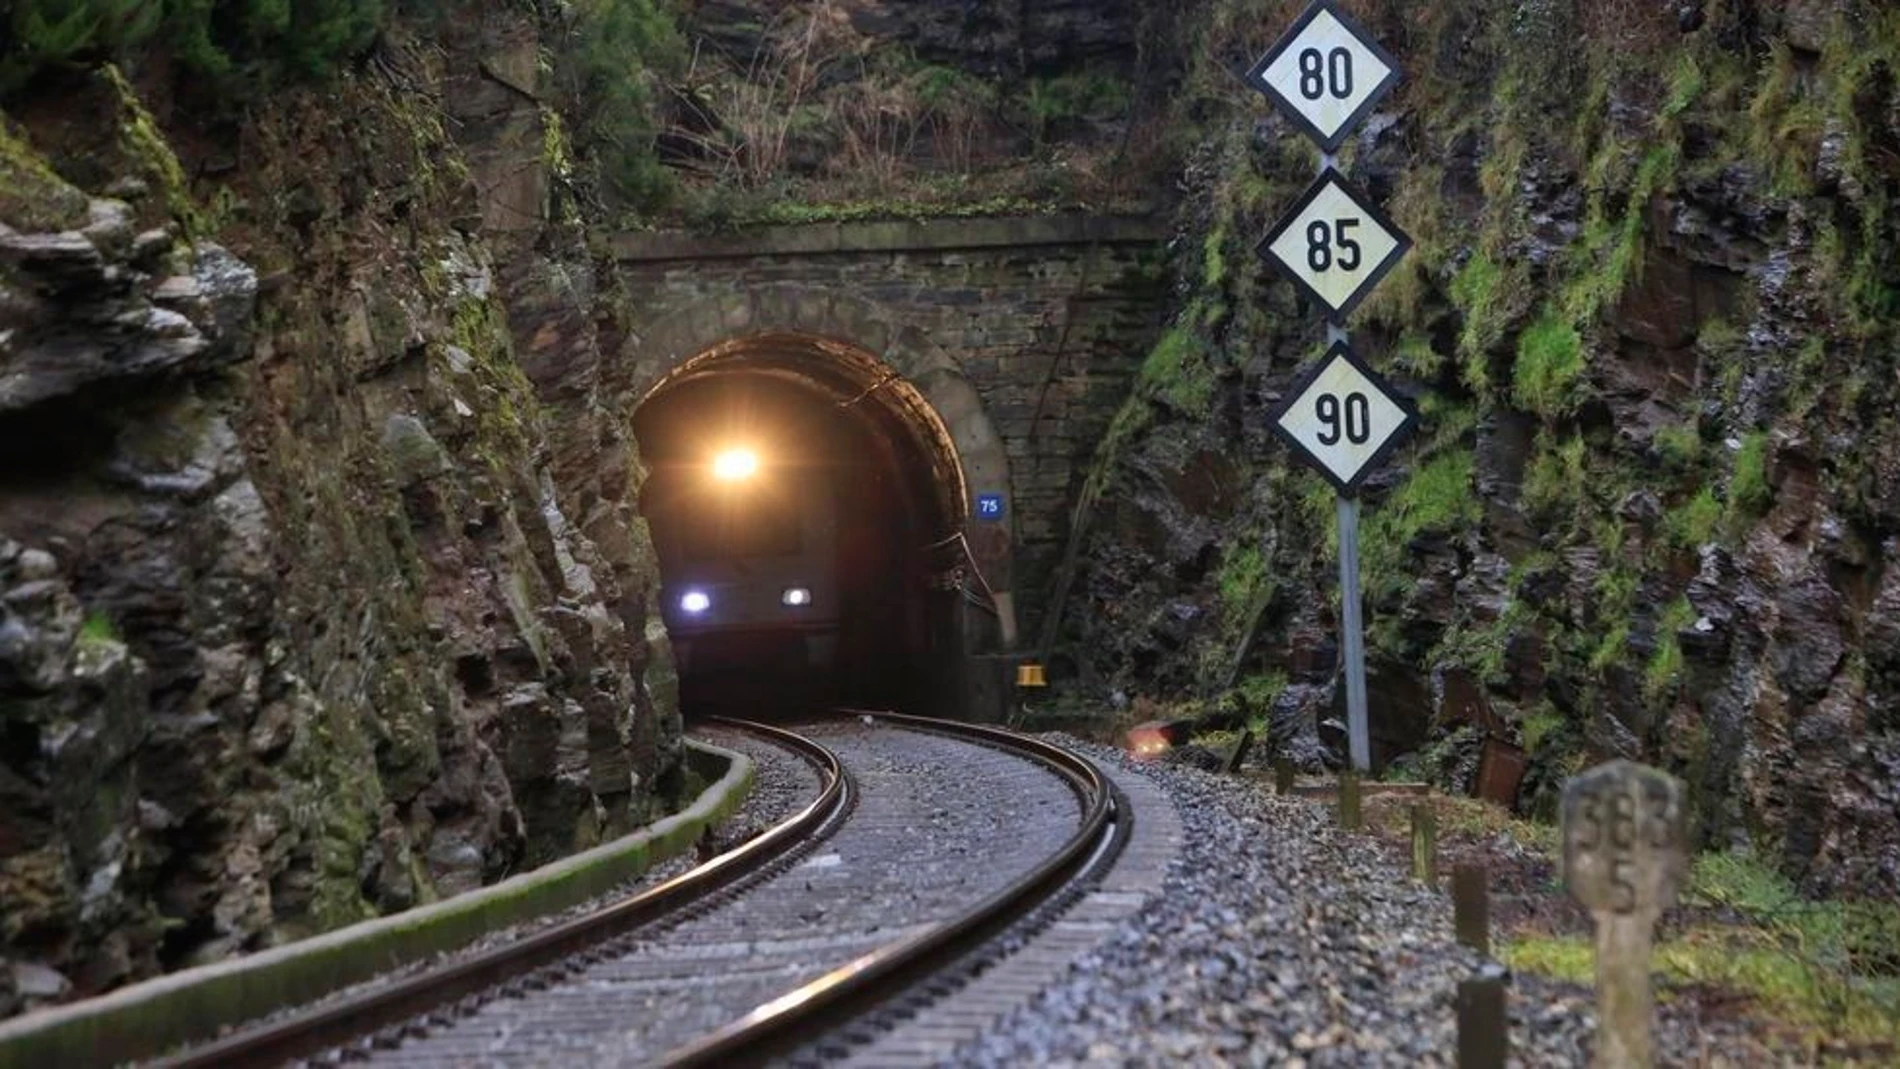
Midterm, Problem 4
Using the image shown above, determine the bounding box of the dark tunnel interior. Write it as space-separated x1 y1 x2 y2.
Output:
632 361 967 720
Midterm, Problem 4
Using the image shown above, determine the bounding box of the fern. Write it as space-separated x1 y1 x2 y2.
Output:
3 0 160 91
2 0 384 97
551 0 682 211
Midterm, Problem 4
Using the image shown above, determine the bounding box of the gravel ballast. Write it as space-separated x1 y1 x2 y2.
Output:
954 736 1797 1068
374 718 1083 1066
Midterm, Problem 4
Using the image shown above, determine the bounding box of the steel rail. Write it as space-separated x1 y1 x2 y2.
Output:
154 718 848 1069
659 708 1122 1068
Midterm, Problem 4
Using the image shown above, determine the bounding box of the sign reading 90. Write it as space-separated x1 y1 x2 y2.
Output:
1561 761 1688 918
1268 342 1415 494
1314 390 1372 446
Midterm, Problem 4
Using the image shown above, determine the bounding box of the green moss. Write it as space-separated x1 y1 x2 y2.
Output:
1665 487 1722 549
1563 142 1678 324
1509 850 1900 1048
1363 450 1481 596
689 192 1053 231
1216 544 1264 611
288 695 387 932
103 64 198 231
0 746 753 1069
1451 252 1512 389
1746 41 1825 196
540 106 573 181
1785 335 1829 417
1522 433 1587 519
1729 432 1771 518
1589 621 1631 673
1075 393 1154 521
1644 597 1696 702
1661 52 1704 119
1520 705 1565 754
1138 320 1216 416
1231 671 1287 735
1201 219 1230 290
1433 600 1525 686
1394 331 1441 378
1023 69 1132 147
1214 538 1273 643
1502 934 1595 983
1653 423 1701 468
0 119 89 231
1396 451 1479 528
1512 309 1586 420
77 611 119 647
447 294 541 472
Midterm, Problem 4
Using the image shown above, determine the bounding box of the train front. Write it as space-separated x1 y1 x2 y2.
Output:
646 443 841 710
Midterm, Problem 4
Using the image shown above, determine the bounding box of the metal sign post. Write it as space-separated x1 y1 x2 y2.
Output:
1336 497 1369 769
1277 334 1413 773
1247 0 1411 773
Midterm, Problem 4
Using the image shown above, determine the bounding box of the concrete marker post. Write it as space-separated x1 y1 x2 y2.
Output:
1560 761 1688 1069
1274 757 1296 795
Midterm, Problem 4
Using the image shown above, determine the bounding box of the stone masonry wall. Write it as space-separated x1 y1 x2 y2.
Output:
609 218 1167 641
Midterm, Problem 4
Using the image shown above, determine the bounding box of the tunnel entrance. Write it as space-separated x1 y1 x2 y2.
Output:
632 334 981 720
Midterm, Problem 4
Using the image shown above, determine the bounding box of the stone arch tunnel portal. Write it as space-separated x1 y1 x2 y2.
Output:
631 330 1013 720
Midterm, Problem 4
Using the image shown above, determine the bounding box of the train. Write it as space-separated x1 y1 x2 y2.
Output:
643 446 841 705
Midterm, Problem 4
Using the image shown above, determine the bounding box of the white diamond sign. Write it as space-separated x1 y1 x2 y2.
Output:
1270 342 1416 493
1246 0 1400 152
1258 168 1410 323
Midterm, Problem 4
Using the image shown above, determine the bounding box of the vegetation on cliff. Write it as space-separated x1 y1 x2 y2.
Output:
1051 0 1900 916
0 0 684 1018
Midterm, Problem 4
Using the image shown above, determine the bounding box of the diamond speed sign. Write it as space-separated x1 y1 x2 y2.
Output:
1246 0 1400 152
1270 342 1416 493
1258 168 1410 324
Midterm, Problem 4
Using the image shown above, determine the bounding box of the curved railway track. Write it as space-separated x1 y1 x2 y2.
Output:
154 712 1122 1067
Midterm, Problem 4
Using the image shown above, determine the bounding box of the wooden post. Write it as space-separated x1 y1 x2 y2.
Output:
1224 729 1256 774
1560 761 1687 1069
1452 862 1489 957
1456 967 1509 1069
1274 757 1296 795
1411 801 1437 884
1338 772 1362 831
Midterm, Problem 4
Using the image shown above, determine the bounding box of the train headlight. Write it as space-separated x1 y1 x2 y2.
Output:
712 448 759 482
781 587 812 607
680 590 712 614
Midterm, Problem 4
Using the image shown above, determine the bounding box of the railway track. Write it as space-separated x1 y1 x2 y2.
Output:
153 711 1121 1067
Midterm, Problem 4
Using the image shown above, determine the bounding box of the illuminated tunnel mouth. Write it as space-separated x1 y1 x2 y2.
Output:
631 333 972 718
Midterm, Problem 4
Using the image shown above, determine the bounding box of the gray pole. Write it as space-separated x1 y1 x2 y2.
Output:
1324 279 1369 772
1336 494 1370 772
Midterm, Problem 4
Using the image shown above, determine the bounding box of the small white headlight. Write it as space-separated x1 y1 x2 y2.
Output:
781 587 812 607
680 591 711 614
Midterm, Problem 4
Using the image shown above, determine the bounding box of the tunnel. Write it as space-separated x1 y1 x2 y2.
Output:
632 332 992 720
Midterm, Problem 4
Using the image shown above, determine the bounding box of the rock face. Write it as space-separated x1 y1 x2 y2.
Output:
1056 1 1900 899
0 18 679 1010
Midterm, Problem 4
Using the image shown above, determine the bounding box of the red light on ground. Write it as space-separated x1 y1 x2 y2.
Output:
1125 726 1173 759
1124 718 1194 760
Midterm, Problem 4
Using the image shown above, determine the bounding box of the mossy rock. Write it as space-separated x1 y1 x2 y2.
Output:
0 119 88 232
